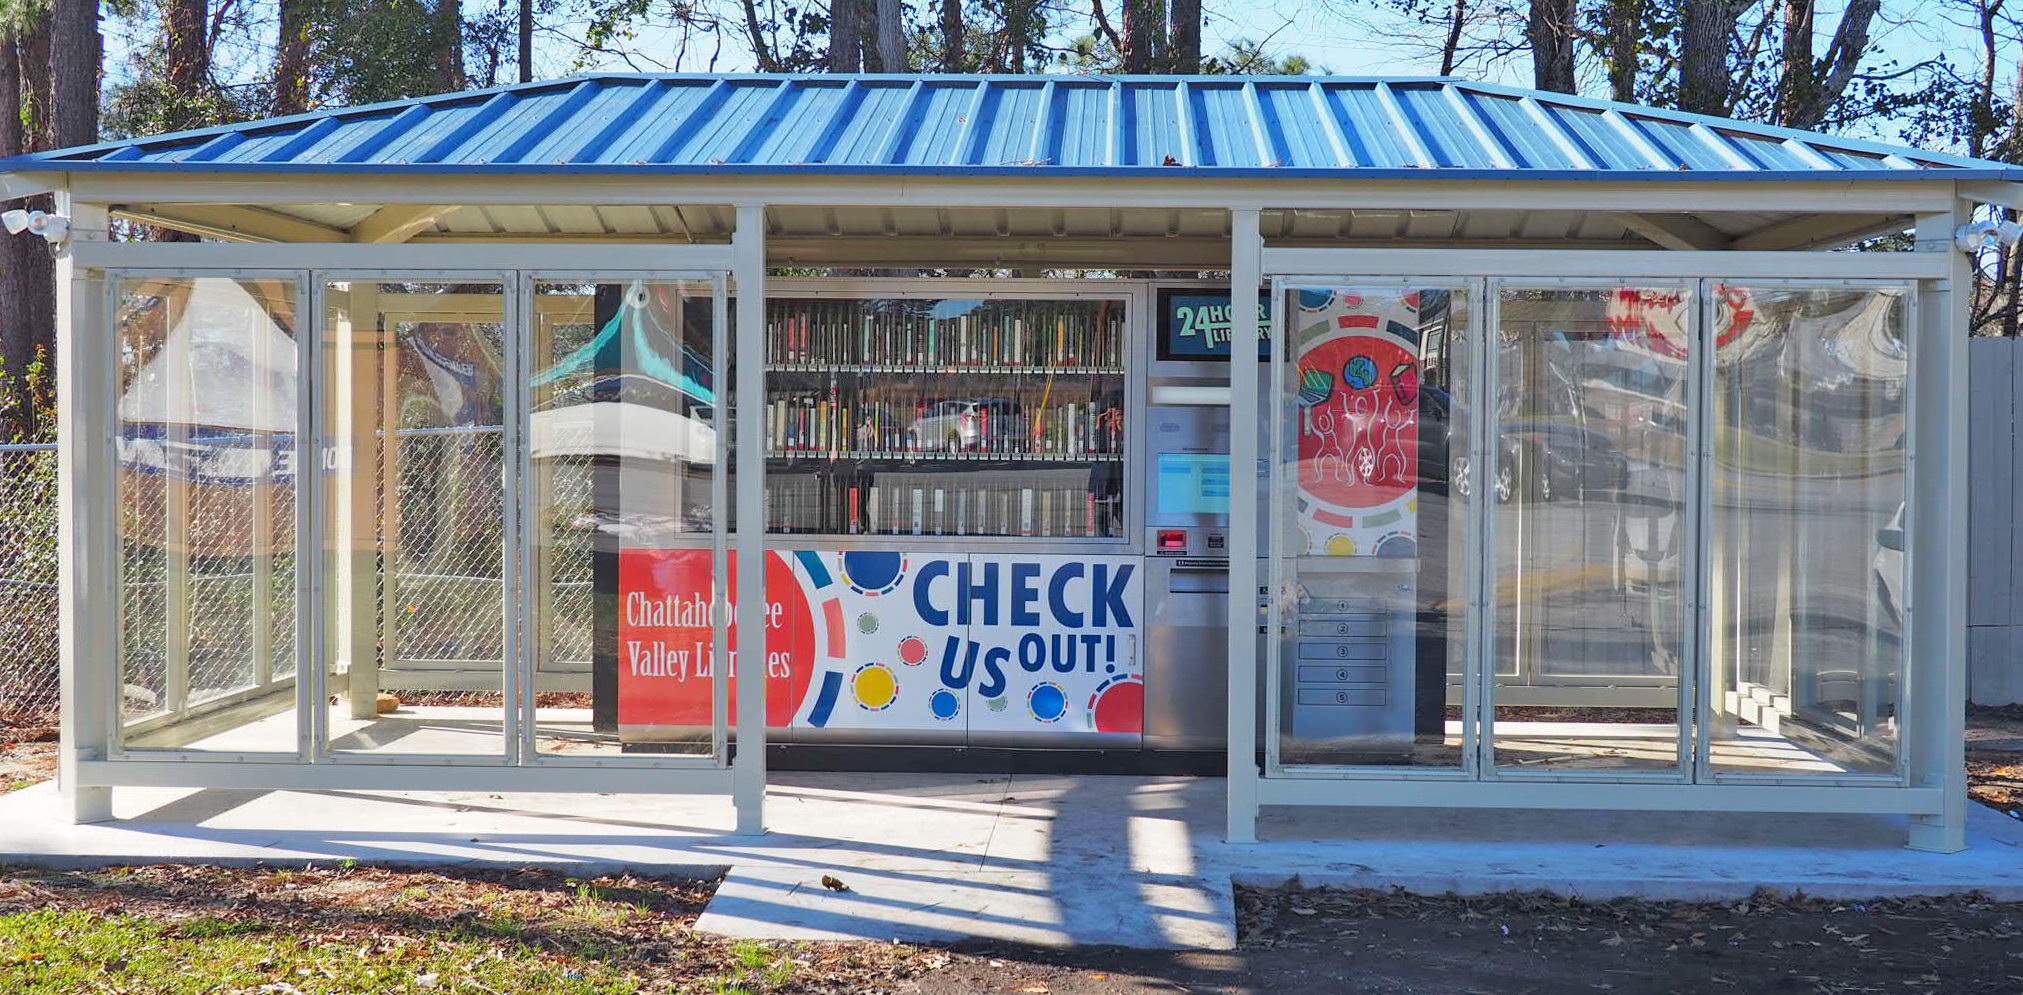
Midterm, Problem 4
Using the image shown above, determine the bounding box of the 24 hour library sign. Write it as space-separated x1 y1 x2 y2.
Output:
616 549 1145 740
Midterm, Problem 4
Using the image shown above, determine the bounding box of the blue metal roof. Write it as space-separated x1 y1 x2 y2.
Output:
8 73 2017 181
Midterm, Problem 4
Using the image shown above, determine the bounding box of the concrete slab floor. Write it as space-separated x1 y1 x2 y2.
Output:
2 773 2021 950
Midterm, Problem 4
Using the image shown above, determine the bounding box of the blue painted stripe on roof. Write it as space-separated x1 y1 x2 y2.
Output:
8 72 2013 179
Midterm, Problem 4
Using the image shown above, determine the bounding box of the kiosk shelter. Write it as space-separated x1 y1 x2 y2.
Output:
5 72 2012 852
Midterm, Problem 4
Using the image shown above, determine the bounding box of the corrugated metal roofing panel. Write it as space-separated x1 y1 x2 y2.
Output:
10 72 2016 180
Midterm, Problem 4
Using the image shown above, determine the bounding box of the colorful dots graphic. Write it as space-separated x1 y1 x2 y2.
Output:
896 636 929 666
1026 682 1067 724
840 551 907 596
1325 534 1358 557
851 663 897 711
856 612 879 634
929 689 961 721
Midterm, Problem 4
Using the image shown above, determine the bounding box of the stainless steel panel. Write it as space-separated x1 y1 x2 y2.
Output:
1142 555 1265 750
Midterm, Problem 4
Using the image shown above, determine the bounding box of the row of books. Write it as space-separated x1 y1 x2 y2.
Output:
766 298 1126 369
765 390 1125 456
765 475 1124 538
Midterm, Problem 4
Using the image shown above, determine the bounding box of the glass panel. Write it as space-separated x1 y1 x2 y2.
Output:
1273 285 1470 768
764 297 1127 538
1710 285 1908 777
1489 285 1688 773
116 276 300 753
530 279 721 758
320 281 508 757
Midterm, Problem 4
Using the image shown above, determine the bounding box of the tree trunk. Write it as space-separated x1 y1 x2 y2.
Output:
1122 0 1160 72
21 15 49 148
1788 0 1880 129
738 0 778 71
273 0 312 113
1169 0 1200 73
1527 0 1576 93
1775 0 1815 126
828 0 861 71
0 30 42 394
1678 0 1734 115
1440 0 1468 76
0 15 54 400
1607 0 1640 102
873 0 902 71
51 0 97 148
1004 0 1034 72
940 0 963 69
519 0 533 82
166 0 208 121
434 0 465 91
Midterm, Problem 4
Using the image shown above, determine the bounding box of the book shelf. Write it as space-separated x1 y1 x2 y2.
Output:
765 295 1129 539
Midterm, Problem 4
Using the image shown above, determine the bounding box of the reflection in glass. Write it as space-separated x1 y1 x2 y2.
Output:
1710 286 1907 777
1273 285 1470 768
530 280 720 757
116 277 300 752
1490 285 1688 772
764 297 1127 538
321 282 509 757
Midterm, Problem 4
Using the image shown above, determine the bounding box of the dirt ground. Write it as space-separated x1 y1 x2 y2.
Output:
4 866 2023 994
0 728 53 794
923 888 2023 995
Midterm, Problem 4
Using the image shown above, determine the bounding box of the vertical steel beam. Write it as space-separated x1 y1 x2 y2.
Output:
57 197 114 823
1906 199 1969 852
732 204 768 835
1226 208 1263 844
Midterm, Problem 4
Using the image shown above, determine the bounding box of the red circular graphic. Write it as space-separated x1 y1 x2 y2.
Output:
897 635 929 666
1090 677 1144 734
1295 331 1419 514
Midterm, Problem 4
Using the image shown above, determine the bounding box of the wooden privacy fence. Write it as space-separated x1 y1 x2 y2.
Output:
1971 336 2023 706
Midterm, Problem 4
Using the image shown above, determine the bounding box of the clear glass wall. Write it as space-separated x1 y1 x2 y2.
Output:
1271 284 1472 769
1709 285 1909 778
320 281 510 758
115 276 301 753
1488 284 1690 773
529 279 722 758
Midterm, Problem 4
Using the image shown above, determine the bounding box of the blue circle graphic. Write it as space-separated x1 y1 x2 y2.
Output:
1027 682 1068 723
1373 533 1418 558
1297 288 1333 310
840 551 907 595
1342 355 1379 390
929 688 961 721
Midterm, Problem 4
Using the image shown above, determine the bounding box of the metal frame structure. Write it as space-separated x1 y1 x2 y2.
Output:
1230 228 1970 851
19 72 1995 852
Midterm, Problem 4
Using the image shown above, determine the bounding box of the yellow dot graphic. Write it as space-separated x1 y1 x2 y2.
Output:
853 664 897 710
1326 535 1358 556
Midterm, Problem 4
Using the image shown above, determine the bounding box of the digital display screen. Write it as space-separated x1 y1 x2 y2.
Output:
1156 453 1232 515
1157 288 1274 361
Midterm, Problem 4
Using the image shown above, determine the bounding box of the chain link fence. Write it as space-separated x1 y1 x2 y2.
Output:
0 442 58 733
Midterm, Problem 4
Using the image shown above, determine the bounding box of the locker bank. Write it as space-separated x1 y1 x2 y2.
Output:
14 72 2006 849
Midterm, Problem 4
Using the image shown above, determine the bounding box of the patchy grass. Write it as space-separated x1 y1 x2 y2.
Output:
0 865 934 994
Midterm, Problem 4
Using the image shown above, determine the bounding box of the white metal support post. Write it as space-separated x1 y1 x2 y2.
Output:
1226 209 1263 844
332 282 384 721
57 197 114 823
1906 198 1970 852
732 204 768 835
